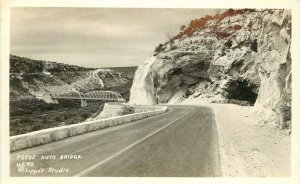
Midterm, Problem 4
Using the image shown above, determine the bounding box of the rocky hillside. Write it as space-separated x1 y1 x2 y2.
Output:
129 9 291 129
10 55 137 101
9 55 137 135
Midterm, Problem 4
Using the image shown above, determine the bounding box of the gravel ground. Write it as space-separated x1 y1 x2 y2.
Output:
180 102 291 177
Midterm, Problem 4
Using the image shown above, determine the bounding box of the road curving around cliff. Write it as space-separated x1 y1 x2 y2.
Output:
10 105 220 177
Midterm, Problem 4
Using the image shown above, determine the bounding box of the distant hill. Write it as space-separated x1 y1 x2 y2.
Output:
9 55 137 101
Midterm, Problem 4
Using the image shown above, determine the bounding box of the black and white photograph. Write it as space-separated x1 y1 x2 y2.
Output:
1 0 300 183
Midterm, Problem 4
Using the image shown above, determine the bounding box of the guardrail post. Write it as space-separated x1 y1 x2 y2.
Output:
81 99 88 107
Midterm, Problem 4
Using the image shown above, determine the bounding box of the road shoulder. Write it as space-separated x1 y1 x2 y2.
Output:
208 103 291 177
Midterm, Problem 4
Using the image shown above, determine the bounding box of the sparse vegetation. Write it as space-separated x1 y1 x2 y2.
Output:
224 40 233 48
251 39 258 52
10 55 91 74
153 9 253 52
154 43 164 53
10 98 105 136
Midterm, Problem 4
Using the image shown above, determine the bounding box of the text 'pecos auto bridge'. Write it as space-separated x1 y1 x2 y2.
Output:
50 90 125 107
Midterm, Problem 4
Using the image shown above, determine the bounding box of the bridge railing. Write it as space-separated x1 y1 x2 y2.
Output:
50 90 125 103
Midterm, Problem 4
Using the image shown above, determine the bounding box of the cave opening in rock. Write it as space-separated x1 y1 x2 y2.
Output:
224 78 258 105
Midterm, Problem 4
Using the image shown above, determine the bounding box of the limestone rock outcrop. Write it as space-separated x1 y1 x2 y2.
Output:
98 102 134 119
129 9 291 128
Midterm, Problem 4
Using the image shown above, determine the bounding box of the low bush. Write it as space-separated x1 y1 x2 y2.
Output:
224 39 233 48
154 43 164 53
10 99 103 136
251 39 258 52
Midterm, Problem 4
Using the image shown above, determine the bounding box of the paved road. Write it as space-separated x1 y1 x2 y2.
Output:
10 105 220 177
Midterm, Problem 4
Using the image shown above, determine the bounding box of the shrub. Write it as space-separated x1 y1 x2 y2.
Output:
233 25 242 30
215 9 244 23
55 116 62 122
180 25 186 31
247 21 253 30
170 44 178 50
154 43 164 53
224 39 233 48
251 39 258 52
81 113 89 119
32 124 43 131
216 31 232 38
279 103 291 129
20 118 31 124
164 9 246 45
224 78 258 105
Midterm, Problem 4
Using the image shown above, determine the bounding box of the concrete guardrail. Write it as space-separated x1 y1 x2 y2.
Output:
10 106 168 152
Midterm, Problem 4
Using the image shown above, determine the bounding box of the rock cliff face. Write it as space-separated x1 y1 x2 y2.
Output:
129 9 291 128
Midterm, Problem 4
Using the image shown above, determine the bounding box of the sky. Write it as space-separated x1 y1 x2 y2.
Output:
10 8 221 68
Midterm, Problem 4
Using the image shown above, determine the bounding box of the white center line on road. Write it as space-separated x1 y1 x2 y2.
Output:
74 110 191 177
